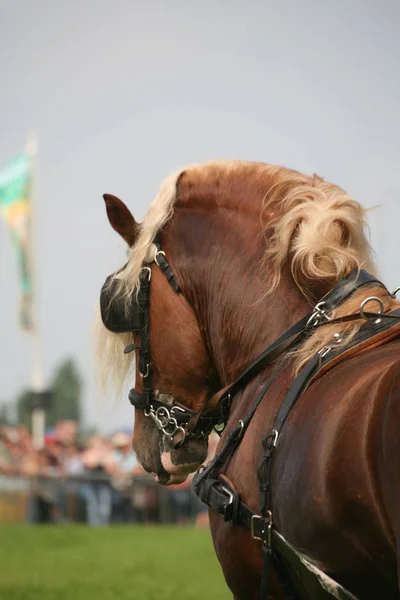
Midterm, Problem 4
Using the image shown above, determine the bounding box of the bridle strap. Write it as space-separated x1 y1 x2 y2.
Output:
153 234 181 293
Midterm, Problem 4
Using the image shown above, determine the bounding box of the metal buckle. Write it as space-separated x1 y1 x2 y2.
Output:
140 266 152 281
221 486 234 507
306 302 334 330
251 515 264 541
270 429 279 448
155 250 166 267
221 486 234 521
251 511 273 551
139 362 150 379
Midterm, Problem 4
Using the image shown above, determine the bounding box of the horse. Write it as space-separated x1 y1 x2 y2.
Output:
95 160 400 599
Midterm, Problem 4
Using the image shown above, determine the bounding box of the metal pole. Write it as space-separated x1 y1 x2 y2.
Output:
26 134 46 450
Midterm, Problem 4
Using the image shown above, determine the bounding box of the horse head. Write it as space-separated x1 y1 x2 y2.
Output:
96 190 221 484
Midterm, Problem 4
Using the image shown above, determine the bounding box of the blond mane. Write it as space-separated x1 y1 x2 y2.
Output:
94 165 185 394
257 169 399 372
95 160 398 393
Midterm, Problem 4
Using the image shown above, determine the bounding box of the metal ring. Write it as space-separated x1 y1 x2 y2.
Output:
140 266 152 280
139 363 150 379
155 250 166 267
171 406 186 416
391 287 400 298
359 296 384 320
163 417 179 437
171 427 186 448
155 406 170 428
271 429 279 447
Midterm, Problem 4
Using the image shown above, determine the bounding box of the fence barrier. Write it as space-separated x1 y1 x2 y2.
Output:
0 473 206 525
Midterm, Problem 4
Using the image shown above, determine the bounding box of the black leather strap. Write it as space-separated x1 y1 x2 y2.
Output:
317 269 386 311
218 269 386 407
128 389 151 410
155 251 181 293
193 362 285 493
128 389 198 423
153 235 181 293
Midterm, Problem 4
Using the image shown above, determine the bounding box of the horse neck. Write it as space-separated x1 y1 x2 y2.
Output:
166 211 311 386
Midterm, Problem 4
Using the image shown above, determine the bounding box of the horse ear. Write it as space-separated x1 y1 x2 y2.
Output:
103 194 139 247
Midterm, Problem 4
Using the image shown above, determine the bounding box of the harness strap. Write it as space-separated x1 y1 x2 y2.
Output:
194 362 285 491
215 269 387 416
270 306 400 442
153 235 181 293
194 308 400 599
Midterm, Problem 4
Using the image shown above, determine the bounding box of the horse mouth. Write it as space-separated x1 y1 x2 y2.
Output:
155 470 189 486
158 436 208 485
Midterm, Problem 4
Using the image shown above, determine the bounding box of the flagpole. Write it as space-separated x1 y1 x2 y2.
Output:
26 134 46 449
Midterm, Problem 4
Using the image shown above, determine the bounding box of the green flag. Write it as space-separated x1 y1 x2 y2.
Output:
0 150 34 330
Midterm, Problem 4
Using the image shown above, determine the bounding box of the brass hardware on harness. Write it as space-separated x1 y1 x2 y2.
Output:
251 511 273 552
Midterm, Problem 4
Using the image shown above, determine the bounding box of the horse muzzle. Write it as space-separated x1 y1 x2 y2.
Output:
160 435 208 483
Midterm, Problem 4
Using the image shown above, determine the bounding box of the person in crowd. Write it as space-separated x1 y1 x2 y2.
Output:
54 420 78 446
108 432 142 523
79 435 115 526
0 426 19 474
63 443 86 521
23 436 61 524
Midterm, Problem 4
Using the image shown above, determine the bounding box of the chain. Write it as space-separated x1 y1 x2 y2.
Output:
144 405 186 446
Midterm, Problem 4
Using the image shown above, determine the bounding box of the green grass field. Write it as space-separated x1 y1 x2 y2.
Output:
0 525 230 600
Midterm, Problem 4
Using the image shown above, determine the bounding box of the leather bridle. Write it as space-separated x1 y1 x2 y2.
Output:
100 235 229 449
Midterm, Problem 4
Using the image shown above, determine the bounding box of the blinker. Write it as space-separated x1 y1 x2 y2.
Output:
100 273 145 333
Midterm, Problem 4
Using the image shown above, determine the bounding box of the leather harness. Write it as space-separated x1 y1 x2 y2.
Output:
100 241 400 600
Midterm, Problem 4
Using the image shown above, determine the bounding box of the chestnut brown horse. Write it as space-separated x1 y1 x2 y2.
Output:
95 161 400 599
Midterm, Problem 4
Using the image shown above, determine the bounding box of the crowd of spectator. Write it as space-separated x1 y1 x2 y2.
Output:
0 420 212 526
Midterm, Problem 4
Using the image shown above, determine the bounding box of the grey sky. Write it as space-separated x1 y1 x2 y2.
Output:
0 0 399 432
